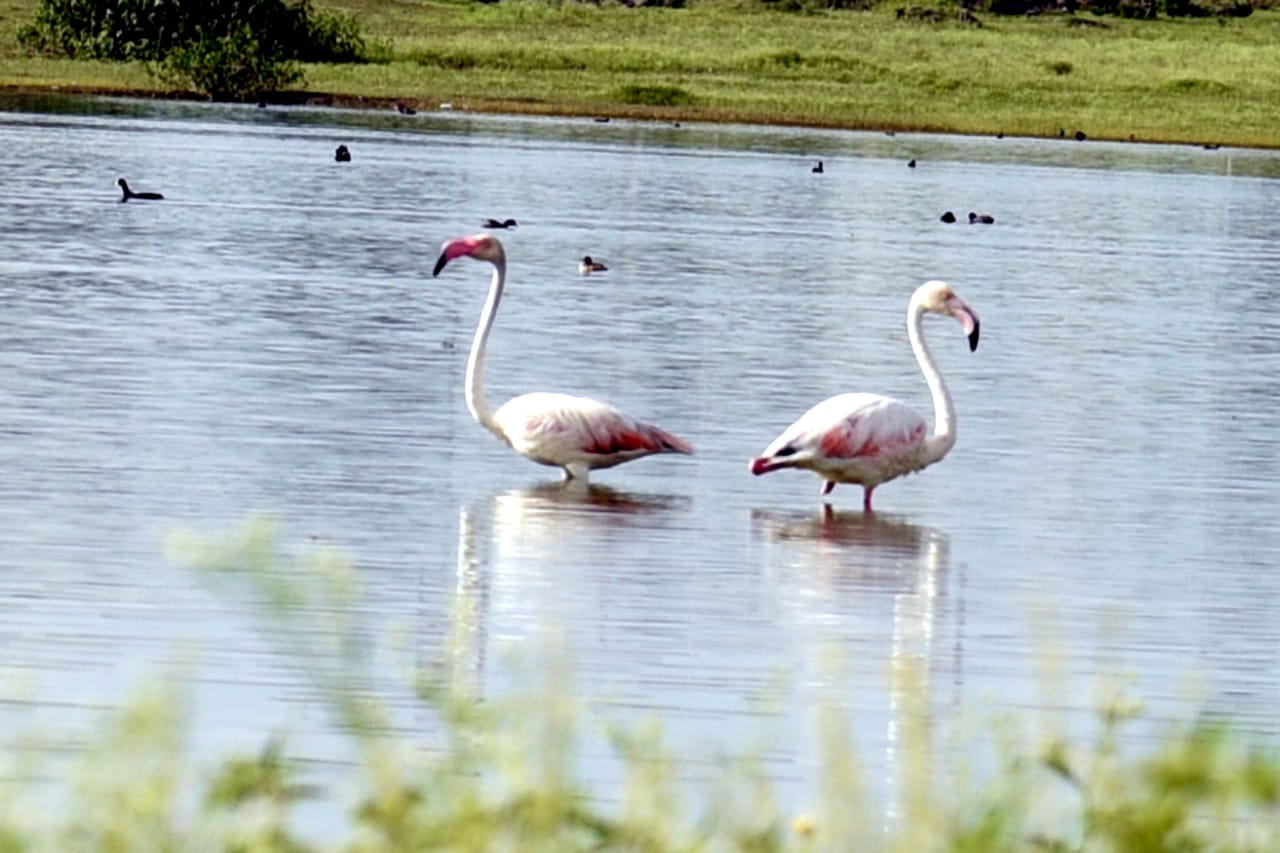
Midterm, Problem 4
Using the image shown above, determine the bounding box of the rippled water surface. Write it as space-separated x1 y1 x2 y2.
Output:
1 95 1278 815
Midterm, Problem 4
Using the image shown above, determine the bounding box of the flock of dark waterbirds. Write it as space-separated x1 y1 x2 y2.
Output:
118 120 1071 282
116 144 609 275
808 155 997 226
804 125 1150 226
939 211 995 225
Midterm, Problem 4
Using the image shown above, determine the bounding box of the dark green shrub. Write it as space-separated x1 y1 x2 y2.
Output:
967 0 1256 16
761 0 876 10
18 0 366 99
1164 77 1231 93
614 84 693 106
766 49 805 68
896 4 983 22
1163 0 1253 13
298 5 366 63
152 22 302 102
18 0 366 63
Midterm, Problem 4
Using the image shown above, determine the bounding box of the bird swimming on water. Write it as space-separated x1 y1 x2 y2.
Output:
483 218 518 229
968 212 995 224
334 144 351 162
579 256 608 275
117 178 163 202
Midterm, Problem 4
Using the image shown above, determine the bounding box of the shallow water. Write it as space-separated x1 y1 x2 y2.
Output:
0 94 1278 819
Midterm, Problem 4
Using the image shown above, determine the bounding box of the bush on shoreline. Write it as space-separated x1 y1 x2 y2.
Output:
17 0 366 100
149 23 304 103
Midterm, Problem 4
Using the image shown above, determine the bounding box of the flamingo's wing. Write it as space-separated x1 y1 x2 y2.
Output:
496 392 693 463
757 393 927 466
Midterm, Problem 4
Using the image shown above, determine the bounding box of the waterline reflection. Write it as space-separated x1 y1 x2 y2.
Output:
751 507 961 811
444 483 692 694
749 508 957 684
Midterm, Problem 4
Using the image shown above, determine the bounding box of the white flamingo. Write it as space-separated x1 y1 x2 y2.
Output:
749 280 980 511
432 234 694 481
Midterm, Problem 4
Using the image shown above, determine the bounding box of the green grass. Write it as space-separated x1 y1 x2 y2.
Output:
2 0 1279 145
0 518 1278 851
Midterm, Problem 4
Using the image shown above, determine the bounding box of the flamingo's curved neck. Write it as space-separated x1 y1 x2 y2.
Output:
466 258 506 442
907 300 956 465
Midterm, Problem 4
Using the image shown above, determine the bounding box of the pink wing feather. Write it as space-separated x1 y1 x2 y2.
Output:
576 414 694 456
813 397 927 461
495 392 693 470
754 393 926 471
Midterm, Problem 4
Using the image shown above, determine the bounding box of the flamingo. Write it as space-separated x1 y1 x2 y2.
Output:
749 280 980 511
432 234 694 481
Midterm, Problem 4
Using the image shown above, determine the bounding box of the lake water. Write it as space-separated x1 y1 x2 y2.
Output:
1 93 1278 823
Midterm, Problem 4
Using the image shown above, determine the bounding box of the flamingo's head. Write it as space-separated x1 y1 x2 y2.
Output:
433 233 505 277
914 280 980 352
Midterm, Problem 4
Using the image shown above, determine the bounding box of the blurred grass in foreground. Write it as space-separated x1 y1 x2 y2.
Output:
0 517 1275 851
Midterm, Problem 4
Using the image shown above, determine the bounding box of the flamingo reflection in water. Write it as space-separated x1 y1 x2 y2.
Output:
750 506 963 814
752 508 954 642
441 483 690 696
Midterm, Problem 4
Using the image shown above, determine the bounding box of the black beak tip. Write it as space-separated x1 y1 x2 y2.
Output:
968 323 981 352
432 255 448 277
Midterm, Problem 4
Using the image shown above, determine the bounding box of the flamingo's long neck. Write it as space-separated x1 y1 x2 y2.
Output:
465 258 506 442
907 299 956 465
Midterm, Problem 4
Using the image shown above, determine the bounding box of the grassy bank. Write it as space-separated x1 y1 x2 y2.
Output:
2 0 1279 144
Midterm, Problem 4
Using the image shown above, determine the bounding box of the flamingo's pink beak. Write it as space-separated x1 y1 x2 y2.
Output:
750 457 779 476
948 297 980 352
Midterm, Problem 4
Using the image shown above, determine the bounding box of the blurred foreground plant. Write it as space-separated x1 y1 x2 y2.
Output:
0 517 1273 851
